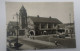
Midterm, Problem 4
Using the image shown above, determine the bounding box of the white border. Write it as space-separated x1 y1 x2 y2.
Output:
5 0 73 2
0 0 80 51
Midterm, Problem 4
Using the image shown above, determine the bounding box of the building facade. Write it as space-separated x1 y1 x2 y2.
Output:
58 23 75 34
7 6 63 36
27 16 62 35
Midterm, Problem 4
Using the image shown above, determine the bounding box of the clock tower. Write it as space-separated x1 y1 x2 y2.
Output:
19 5 27 29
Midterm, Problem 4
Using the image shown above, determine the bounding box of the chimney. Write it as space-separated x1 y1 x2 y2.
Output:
49 16 51 18
37 15 39 18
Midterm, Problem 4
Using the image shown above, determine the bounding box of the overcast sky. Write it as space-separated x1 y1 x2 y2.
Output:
6 2 74 24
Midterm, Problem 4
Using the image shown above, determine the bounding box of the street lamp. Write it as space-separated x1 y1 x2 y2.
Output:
13 12 21 50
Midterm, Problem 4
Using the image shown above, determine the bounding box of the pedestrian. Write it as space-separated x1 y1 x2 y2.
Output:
34 47 37 50
25 29 29 38
54 41 58 46
9 40 11 47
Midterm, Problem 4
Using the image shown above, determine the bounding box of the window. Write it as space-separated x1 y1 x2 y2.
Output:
41 23 46 29
48 23 53 28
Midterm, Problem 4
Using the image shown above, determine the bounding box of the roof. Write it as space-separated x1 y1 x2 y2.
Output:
64 23 74 25
28 16 62 24
58 23 74 28
8 21 18 26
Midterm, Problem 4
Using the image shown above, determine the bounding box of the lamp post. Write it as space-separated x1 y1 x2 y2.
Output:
13 12 19 50
16 13 19 49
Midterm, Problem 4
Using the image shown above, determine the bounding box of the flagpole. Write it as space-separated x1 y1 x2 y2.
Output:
69 13 72 38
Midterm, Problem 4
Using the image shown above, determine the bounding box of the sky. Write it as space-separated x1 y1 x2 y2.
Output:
6 2 74 24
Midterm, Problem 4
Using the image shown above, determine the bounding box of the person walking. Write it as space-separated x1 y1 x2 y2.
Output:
54 41 58 46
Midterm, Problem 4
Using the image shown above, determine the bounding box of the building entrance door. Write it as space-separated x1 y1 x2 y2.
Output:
19 30 25 36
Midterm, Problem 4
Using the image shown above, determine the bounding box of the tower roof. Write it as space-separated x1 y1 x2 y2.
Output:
20 5 26 11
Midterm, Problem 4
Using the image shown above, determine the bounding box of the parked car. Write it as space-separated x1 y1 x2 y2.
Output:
56 33 65 38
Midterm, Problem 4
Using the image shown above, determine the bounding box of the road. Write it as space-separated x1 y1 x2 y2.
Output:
7 37 63 50
19 38 57 49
